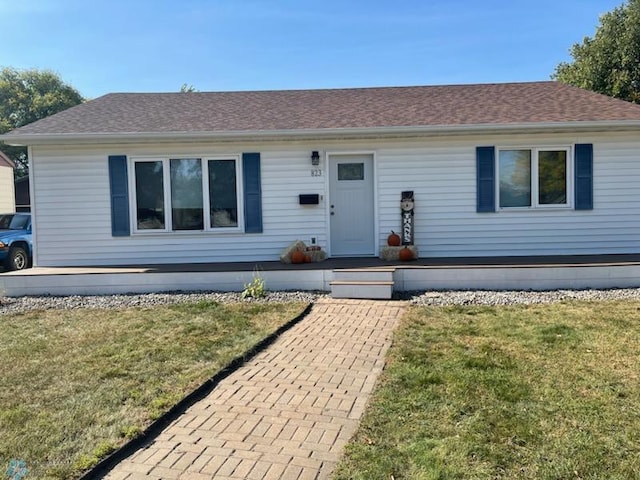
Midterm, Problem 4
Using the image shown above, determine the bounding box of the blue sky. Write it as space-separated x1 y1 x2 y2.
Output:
1 0 623 99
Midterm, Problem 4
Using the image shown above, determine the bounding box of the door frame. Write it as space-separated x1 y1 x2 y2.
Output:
325 151 379 257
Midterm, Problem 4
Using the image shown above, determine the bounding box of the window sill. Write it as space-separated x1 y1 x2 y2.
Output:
497 205 574 212
131 229 244 236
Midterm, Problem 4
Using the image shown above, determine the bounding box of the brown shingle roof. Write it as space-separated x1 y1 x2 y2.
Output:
6 81 640 138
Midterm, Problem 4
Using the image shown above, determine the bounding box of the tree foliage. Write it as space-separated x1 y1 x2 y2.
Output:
180 83 197 93
553 0 640 103
0 67 84 176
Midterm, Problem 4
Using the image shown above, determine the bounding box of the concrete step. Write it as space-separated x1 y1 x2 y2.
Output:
332 268 395 282
330 280 394 299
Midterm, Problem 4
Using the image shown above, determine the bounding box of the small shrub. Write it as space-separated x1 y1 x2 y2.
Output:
241 269 267 299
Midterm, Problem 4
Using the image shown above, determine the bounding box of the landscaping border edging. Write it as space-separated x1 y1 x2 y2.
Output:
81 302 314 480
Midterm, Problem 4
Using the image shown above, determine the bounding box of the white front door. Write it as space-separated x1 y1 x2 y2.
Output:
329 154 375 256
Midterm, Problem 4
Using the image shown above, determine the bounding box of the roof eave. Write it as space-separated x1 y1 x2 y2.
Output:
0 150 15 168
3 120 640 146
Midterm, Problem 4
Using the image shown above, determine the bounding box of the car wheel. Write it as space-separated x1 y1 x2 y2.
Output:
7 246 29 271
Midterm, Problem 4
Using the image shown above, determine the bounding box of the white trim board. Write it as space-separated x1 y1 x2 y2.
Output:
4 264 640 296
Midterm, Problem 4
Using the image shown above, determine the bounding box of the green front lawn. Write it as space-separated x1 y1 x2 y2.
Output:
334 301 640 479
0 300 307 479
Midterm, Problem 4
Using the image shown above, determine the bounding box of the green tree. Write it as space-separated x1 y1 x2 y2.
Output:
553 0 640 103
0 67 84 176
180 83 197 92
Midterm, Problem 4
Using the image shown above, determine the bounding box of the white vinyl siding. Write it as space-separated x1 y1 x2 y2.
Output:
29 131 640 267
31 146 327 266
375 135 640 257
0 165 15 212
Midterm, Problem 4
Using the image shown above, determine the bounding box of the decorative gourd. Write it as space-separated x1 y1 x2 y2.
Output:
387 230 401 246
304 255 312 263
291 250 306 264
398 246 414 261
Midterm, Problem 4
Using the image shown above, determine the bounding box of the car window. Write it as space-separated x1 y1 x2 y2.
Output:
9 215 29 230
0 214 13 229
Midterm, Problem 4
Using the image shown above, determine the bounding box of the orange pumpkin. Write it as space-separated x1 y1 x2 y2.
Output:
387 230 401 246
304 255 312 263
398 246 414 261
291 250 306 264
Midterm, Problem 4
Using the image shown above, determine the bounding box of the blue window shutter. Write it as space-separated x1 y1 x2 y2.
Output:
243 152 263 233
575 144 593 210
476 146 496 212
108 155 130 236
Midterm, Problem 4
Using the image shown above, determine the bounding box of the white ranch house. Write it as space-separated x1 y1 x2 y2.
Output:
3 81 640 297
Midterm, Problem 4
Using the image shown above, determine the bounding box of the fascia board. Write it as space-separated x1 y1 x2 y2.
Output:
3 120 640 146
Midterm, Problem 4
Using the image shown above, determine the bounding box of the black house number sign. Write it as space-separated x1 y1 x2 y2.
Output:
401 191 414 245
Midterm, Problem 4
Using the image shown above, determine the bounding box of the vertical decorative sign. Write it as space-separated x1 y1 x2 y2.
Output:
401 191 414 245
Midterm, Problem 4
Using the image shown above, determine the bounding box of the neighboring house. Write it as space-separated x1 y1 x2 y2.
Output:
14 175 30 212
2 81 640 268
0 151 15 213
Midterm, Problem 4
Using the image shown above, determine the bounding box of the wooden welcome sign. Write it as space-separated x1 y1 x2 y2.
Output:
401 191 414 245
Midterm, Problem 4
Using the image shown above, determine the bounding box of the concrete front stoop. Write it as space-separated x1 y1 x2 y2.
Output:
330 268 396 299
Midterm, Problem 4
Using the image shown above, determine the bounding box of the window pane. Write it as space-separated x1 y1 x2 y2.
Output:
499 150 531 207
0 215 11 229
338 163 364 181
135 161 165 229
208 159 238 228
538 151 567 205
9 215 28 230
170 159 204 230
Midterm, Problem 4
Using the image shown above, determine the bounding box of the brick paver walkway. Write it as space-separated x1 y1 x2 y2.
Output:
105 298 406 480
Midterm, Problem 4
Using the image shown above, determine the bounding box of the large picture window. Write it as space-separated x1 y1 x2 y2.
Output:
498 147 571 209
130 156 242 232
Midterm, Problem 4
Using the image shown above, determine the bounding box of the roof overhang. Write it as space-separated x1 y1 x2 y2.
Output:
3 120 640 146
0 150 15 168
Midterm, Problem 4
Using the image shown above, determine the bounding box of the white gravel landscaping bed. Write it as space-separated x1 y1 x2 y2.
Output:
408 288 640 306
3 288 640 315
0 291 328 315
